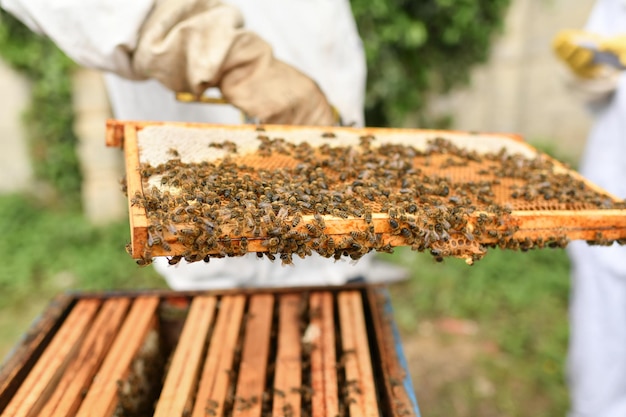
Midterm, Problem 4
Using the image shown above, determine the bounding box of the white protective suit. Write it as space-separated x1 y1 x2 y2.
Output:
566 1 626 416
2 0 407 289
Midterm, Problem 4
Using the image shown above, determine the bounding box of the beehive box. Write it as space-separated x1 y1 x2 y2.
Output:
106 120 626 266
0 286 419 417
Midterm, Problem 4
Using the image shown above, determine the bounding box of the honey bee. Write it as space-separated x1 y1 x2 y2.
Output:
296 244 312 258
364 209 372 224
400 228 412 239
179 228 197 236
277 206 289 220
350 230 367 240
379 243 394 253
139 164 155 178
303 223 318 236
359 134 375 148
280 252 293 265
313 213 326 229
332 209 349 219
239 237 248 252
130 191 144 207
291 214 302 228
168 255 182 265
119 176 128 195
262 237 280 253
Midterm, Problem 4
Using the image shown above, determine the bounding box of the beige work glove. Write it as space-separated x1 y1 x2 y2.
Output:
132 0 336 125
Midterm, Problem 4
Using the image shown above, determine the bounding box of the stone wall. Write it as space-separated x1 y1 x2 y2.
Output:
72 70 126 225
0 60 32 192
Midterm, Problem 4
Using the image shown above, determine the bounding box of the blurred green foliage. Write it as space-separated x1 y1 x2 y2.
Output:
0 194 164 307
0 193 165 360
0 10 81 208
351 0 511 127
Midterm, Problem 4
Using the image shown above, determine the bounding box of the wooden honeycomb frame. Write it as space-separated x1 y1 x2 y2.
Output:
106 119 626 261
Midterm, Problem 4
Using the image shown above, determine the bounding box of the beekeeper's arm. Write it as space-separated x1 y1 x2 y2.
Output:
0 0 336 125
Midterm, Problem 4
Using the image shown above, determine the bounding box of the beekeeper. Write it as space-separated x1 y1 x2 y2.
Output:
1 0 406 289
553 1 626 416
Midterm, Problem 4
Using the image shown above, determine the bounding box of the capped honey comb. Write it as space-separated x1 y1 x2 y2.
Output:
106 120 626 266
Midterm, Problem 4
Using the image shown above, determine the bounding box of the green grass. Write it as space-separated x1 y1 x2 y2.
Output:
385 247 571 416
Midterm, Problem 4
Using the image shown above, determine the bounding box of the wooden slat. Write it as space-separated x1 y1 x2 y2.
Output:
338 291 379 417
0 294 74 413
75 296 159 417
232 294 274 417
1 299 101 417
123 124 149 259
367 289 418 417
154 296 217 417
510 210 626 241
272 294 302 417
105 119 525 147
105 119 126 148
41 298 131 417
135 209 626 258
192 295 246 417
309 292 338 417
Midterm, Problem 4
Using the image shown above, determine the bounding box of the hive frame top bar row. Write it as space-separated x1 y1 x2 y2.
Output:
0 287 420 417
106 119 626 261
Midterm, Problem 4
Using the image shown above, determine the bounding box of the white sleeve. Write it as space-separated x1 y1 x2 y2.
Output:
585 0 626 37
0 0 155 79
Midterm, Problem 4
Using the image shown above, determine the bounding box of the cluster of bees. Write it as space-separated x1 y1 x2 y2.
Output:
129 132 623 266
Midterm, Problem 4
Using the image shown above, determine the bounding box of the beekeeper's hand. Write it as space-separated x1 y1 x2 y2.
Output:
553 30 626 77
132 0 337 126
553 29 623 104
553 30 605 78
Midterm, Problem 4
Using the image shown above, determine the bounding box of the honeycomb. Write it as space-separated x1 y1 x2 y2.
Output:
107 121 626 266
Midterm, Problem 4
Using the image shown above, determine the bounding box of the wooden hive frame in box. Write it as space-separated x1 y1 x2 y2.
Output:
106 120 626 265
0 286 420 417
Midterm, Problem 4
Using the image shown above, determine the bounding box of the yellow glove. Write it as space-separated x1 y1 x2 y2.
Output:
598 34 626 66
553 29 626 79
553 30 604 78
